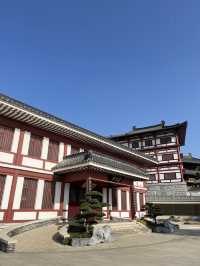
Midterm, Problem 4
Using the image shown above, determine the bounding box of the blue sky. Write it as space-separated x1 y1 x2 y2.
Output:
0 1 200 156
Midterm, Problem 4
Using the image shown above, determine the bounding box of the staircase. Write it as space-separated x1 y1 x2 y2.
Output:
102 220 150 233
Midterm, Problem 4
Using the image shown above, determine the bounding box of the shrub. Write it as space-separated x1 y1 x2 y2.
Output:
68 190 107 238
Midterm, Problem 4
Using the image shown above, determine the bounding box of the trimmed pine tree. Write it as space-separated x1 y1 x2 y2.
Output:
68 190 107 238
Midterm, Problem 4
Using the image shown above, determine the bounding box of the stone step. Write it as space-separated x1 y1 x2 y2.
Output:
102 221 150 233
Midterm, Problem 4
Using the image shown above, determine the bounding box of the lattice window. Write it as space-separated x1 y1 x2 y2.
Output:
121 190 127 210
139 193 144 210
149 174 156 181
162 153 174 161
0 175 6 207
112 188 118 208
164 172 176 180
132 141 139 149
42 181 55 209
47 140 59 161
28 134 42 158
0 125 14 152
160 136 172 144
20 178 37 209
144 139 153 147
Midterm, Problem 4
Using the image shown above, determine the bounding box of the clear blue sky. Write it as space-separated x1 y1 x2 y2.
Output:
0 1 199 156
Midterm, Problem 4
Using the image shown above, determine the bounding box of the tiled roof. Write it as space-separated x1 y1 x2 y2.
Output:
53 150 147 180
0 93 158 166
183 155 200 165
110 121 187 146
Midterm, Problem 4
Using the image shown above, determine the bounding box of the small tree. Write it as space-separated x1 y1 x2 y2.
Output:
68 190 107 238
145 203 162 225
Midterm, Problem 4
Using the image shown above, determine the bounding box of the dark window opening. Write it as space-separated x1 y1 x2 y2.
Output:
149 174 156 181
160 136 172 144
164 172 176 180
112 188 118 208
162 153 174 161
69 185 85 204
139 193 144 210
132 141 139 149
144 139 153 147
121 190 127 210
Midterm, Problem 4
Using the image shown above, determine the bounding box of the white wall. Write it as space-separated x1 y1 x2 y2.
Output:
35 179 45 210
12 177 24 209
11 128 20 153
41 137 49 160
117 189 121 211
54 182 62 210
63 183 70 219
21 131 31 155
1 175 13 209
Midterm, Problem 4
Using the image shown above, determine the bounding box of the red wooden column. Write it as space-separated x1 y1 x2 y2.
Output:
129 185 136 220
58 181 65 217
4 174 18 223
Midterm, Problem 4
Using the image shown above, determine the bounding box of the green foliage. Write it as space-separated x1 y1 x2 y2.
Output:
68 190 107 238
145 203 162 224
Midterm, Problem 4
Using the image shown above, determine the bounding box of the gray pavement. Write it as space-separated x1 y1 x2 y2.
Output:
0 225 200 266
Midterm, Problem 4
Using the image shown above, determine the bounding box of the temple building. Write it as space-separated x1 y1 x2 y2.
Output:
110 121 200 215
0 94 157 223
183 154 200 191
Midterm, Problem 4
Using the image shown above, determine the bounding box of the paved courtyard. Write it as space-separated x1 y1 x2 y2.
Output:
0 224 200 266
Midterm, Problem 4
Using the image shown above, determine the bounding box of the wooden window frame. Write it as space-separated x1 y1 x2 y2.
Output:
42 181 55 209
164 172 177 180
144 139 153 147
20 178 37 209
149 174 156 181
162 153 174 161
0 125 14 152
28 134 42 158
47 140 59 162
112 188 118 209
139 193 145 210
160 136 172 145
132 141 139 149
121 190 127 210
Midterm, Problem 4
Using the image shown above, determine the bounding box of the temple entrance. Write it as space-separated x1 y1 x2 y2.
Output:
68 183 104 220
68 184 85 219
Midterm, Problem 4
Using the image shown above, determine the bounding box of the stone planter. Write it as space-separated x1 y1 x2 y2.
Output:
71 238 91 247
58 224 113 247
152 220 179 234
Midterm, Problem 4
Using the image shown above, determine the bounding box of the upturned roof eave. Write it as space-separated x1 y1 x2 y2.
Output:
0 93 158 166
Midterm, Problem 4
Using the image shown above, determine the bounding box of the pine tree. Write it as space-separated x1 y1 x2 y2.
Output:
68 190 107 238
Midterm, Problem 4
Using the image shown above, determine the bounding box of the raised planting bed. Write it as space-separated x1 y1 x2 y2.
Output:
0 217 61 253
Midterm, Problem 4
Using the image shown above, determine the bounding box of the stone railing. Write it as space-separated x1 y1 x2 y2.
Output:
146 183 200 203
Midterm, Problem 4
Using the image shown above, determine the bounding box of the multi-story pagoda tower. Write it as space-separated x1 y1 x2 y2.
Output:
110 121 200 216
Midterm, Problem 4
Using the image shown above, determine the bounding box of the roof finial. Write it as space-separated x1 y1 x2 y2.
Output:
161 120 165 127
132 125 136 131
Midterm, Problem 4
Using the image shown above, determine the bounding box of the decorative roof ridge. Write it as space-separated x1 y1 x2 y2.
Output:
53 149 146 176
